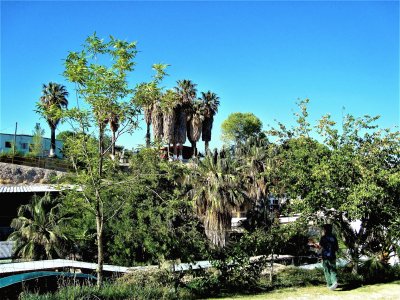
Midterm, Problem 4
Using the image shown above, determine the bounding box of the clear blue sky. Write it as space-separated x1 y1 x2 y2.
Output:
1 0 399 151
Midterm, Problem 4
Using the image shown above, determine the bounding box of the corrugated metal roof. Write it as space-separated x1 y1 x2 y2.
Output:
0 259 128 274
0 184 82 193
0 184 59 193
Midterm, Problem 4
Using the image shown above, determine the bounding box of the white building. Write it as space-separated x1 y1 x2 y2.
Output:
0 133 63 158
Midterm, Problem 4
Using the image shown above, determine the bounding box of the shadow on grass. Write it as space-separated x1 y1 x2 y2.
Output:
337 282 363 291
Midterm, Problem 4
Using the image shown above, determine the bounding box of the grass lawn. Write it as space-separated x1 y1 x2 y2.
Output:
208 281 400 300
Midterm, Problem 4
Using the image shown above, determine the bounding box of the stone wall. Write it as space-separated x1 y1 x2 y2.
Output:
0 162 65 184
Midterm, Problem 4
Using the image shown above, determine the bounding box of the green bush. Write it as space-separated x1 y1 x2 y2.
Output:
272 266 325 288
20 279 194 300
359 259 400 284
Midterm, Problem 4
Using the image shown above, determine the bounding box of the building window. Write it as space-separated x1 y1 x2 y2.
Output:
29 144 34 152
21 143 28 150
5 141 12 148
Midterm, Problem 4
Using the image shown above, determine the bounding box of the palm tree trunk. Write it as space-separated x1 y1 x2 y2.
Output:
205 140 210 154
49 125 56 157
191 141 196 158
146 123 151 148
173 142 177 159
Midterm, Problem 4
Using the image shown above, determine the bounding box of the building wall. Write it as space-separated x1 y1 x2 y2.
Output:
0 133 63 158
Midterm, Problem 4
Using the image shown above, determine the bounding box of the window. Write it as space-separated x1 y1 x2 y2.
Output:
5 141 12 148
29 144 34 152
21 143 28 150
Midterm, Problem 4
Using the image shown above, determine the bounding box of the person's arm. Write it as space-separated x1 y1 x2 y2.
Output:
308 238 321 249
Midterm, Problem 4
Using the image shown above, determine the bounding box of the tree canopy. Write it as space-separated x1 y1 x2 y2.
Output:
221 112 263 145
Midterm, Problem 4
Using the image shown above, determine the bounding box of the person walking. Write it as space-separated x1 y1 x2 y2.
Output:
310 224 339 290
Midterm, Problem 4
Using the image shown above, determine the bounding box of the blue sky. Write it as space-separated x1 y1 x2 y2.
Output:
1 0 399 151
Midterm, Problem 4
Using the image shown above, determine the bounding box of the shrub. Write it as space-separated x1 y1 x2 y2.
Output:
272 266 325 288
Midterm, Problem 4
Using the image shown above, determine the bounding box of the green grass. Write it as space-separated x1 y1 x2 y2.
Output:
208 280 400 300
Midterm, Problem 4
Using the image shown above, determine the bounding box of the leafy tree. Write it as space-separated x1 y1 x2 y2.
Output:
268 100 400 274
201 91 220 154
221 112 263 145
30 123 45 157
36 82 69 157
106 148 208 266
63 33 139 285
8 193 69 260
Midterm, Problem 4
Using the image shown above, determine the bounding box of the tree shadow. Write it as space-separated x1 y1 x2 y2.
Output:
336 282 363 291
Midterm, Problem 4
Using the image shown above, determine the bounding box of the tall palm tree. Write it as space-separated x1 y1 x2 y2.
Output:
161 90 179 159
174 80 197 159
201 91 220 154
151 100 164 143
134 82 159 147
187 100 204 157
186 152 247 247
38 82 69 157
8 193 69 260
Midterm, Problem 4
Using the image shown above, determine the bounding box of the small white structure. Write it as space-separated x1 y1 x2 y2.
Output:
0 133 63 158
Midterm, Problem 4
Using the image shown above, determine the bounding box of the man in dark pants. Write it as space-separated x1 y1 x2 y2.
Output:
310 224 339 290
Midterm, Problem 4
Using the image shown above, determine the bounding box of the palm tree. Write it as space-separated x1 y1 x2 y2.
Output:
8 193 69 260
134 82 159 147
187 100 204 157
174 80 197 159
161 90 179 159
186 151 247 247
151 100 164 143
38 82 69 157
201 91 220 154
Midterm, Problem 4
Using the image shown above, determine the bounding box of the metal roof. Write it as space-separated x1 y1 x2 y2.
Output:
0 259 128 274
0 184 60 193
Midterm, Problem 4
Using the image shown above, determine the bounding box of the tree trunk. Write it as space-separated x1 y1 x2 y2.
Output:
350 243 359 274
49 125 56 157
99 126 105 177
173 142 178 160
146 123 151 148
111 130 116 157
96 212 104 287
191 141 196 158
205 140 210 154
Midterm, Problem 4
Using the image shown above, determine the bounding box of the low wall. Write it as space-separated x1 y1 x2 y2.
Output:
0 162 65 184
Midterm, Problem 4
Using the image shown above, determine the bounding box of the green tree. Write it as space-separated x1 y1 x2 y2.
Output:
201 91 220 154
30 123 45 157
106 148 207 266
161 89 180 159
187 100 204 157
8 193 69 260
221 112 263 145
63 33 139 285
174 79 197 159
268 100 400 274
134 64 168 147
186 151 248 248
36 82 69 157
